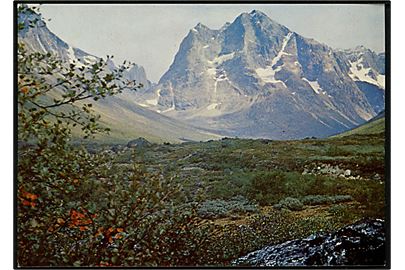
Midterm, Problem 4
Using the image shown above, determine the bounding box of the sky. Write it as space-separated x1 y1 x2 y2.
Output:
39 4 385 83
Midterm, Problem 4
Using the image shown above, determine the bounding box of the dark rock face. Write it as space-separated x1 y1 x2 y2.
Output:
233 219 386 267
355 81 385 114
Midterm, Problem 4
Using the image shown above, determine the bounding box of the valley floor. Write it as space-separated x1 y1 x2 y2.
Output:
90 129 386 265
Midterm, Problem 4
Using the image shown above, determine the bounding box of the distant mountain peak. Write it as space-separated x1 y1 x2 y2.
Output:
220 22 231 31
193 22 211 31
249 9 268 17
137 9 385 140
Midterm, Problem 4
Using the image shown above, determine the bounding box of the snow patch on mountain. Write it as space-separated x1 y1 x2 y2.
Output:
255 32 292 87
66 45 76 64
66 45 85 68
145 89 161 106
207 103 221 110
209 52 235 65
302 78 323 94
84 55 98 65
348 58 385 89
35 35 47 53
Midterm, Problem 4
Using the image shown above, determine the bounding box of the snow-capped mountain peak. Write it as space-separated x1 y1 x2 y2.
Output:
133 9 385 139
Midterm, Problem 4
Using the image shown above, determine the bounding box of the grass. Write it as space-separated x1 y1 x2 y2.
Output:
332 117 385 138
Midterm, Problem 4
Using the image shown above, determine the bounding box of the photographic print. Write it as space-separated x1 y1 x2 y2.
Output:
15 1 389 268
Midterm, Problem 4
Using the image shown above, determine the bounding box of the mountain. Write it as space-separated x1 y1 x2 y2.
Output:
335 46 385 114
17 6 221 143
18 7 153 89
134 10 385 139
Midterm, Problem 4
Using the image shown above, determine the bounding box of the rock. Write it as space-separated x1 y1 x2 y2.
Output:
232 219 386 267
127 137 152 149
373 173 381 181
111 144 125 153
344 169 351 177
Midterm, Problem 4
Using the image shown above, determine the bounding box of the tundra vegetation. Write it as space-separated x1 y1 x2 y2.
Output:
17 5 385 267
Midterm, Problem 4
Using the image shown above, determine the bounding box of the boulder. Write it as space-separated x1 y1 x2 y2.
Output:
127 137 152 149
233 219 386 267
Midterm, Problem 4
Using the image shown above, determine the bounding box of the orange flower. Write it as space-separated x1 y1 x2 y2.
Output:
20 189 39 201
116 227 124 233
22 200 30 206
69 209 93 228
20 86 29 94
27 193 38 200
98 261 112 267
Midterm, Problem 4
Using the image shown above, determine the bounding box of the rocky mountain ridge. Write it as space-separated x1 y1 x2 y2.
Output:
18 7 386 141
134 10 385 139
17 6 221 143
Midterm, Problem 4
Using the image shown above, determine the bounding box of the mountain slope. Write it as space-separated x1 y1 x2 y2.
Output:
332 111 385 138
134 10 385 139
18 6 221 143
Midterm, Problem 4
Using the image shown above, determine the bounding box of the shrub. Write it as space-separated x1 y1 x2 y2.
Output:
246 171 285 205
16 6 210 267
277 197 304 211
197 196 258 219
301 195 353 205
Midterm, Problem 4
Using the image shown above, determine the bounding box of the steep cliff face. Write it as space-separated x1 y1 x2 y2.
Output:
134 10 385 139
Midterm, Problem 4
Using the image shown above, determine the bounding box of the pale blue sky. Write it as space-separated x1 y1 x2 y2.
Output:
39 4 385 82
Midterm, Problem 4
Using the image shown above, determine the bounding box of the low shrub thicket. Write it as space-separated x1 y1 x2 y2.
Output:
301 195 353 205
274 197 304 211
197 196 258 219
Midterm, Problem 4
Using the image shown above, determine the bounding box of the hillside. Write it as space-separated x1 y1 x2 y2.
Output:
332 113 385 138
85 96 222 143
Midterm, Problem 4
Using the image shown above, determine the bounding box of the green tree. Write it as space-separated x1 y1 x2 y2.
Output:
17 5 211 267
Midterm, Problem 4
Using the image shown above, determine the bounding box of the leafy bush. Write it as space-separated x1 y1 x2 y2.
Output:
16 5 211 267
301 195 353 205
276 197 304 211
246 171 286 205
197 196 258 219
